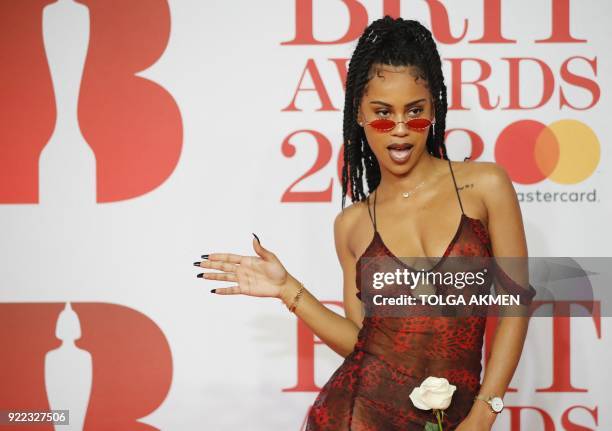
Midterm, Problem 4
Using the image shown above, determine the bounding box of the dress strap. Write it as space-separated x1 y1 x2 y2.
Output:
366 190 378 232
447 159 465 215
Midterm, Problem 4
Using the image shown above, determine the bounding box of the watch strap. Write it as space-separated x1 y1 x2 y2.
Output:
474 394 491 403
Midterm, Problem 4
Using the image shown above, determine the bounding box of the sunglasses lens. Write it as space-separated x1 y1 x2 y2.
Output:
369 119 395 131
407 118 432 129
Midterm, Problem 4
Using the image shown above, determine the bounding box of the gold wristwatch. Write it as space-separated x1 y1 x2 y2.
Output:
474 394 504 413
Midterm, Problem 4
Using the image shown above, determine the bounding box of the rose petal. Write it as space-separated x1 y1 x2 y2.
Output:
409 387 431 410
423 392 453 410
422 377 449 392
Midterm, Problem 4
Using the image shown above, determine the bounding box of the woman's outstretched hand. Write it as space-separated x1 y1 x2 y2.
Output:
195 234 291 298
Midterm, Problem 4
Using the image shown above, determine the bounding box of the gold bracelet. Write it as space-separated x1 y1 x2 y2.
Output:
287 282 305 313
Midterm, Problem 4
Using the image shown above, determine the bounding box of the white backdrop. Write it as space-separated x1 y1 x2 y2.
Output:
1 1 611 430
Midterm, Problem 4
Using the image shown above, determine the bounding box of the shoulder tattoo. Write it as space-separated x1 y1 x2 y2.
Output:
457 183 475 191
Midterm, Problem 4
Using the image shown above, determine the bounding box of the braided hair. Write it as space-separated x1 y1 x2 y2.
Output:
341 16 449 209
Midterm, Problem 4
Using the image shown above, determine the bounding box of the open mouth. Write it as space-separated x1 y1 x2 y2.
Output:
387 143 414 163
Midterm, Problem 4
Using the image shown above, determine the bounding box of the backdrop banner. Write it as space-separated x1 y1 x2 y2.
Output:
1 1 610 430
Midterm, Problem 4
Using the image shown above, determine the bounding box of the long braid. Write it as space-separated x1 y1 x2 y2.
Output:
341 16 449 209
342 25 391 206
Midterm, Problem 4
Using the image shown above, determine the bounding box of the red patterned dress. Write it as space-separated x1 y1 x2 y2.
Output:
306 161 535 430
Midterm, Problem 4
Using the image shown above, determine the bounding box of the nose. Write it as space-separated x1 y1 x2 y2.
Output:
391 119 409 137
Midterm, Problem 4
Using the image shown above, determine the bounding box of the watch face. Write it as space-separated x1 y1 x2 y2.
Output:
490 397 504 412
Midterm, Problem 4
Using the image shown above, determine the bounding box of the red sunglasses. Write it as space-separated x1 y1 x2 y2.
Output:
364 117 435 132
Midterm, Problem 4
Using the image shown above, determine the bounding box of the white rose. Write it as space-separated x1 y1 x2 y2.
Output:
409 376 457 410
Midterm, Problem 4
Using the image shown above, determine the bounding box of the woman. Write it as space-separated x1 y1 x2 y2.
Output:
196 16 535 430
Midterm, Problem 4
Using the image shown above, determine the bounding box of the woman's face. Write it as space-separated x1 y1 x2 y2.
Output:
357 63 435 175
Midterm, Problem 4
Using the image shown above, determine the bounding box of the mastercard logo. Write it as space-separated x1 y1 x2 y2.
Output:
495 119 600 185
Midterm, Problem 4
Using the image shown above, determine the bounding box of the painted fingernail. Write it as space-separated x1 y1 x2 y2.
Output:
201 254 209 259
252 233 260 244
197 273 204 278
193 261 200 266
210 289 216 293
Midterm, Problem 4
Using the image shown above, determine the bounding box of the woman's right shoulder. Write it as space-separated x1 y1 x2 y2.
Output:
333 197 371 256
334 197 369 232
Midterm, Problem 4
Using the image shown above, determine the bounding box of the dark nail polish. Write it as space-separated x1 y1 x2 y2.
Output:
201 254 209 259
210 289 216 293
193 261 200 266
252 233 260 244
197 273 204 278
